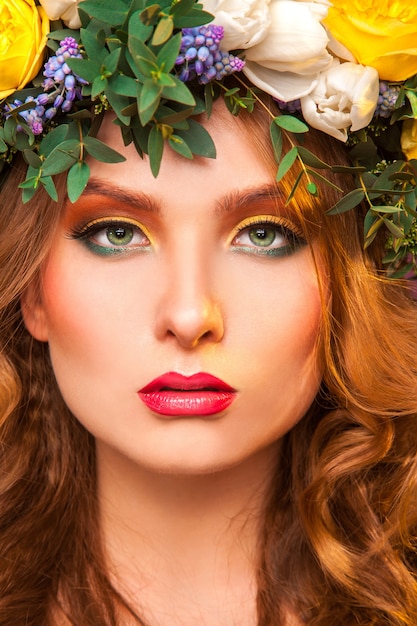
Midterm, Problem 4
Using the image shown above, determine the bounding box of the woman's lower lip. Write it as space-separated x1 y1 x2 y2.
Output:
138 390 236 417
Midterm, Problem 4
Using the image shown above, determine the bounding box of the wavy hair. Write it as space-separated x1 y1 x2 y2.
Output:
1 101 417 625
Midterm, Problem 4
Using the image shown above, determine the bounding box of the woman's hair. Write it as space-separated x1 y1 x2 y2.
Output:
1 97 417 625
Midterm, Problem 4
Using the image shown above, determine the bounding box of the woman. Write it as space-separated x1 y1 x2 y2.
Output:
1 1 417 625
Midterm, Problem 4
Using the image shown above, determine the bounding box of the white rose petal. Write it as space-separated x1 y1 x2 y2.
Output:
202 0 271 49
300 61 379 141
242 0 332 101
39 0 84 28
243 61 321 101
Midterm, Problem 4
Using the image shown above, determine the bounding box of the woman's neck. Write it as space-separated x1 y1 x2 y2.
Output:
97 442 281 626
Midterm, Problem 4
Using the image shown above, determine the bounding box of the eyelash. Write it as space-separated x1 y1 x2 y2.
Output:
230 216 306 257
68 218 151 256
68 214 306 259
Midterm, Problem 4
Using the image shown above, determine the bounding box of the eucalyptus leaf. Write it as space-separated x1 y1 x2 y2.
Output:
383 218 404 238
42 139 81 175
78 0 129 25
175 119 216 158
67 161 91 203
161 75 195 105
274 115 309 134
148 125 164 177
156 32 182 73
139 79 162 125
269 121 282 163
152 15 174 46
40 176 58 201
168 135 193 159
297 146 331 169
83 136 126 162
79 26 108 62
68 58 102 84
276 146 298 182
23 150 43 169
326 188 365 215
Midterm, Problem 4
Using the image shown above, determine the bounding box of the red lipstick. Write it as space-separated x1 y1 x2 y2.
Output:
138 372 236 417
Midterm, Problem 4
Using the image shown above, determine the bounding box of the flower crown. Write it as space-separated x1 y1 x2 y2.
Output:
1 0 417 278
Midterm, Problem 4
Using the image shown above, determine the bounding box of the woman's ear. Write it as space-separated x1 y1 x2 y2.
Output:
20 280 49 342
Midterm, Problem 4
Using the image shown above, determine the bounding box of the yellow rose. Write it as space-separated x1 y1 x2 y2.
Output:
0 0 49 100
324 1 417 81
401 119 417 161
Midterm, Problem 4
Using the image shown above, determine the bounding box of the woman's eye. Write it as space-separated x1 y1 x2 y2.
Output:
231 221 304 257
70 220 151 256
93 224 148 248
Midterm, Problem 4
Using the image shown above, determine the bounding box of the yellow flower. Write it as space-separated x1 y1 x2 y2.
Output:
324 1 417 81
401 119 417 161
0 0 49 100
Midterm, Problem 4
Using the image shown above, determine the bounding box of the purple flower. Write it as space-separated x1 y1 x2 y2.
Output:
176 24 245 85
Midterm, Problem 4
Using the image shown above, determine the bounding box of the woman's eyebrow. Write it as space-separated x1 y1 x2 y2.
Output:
215 184 286 215
82 178 161 214
82 179 284 215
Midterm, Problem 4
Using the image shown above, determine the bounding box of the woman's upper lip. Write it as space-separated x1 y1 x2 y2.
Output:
139 372 235 393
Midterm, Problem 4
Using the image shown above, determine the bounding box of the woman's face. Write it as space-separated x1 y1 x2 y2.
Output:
23 110 324 475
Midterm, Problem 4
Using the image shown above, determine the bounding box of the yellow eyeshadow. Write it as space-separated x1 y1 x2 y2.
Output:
78 216 154 246
227 214 303 244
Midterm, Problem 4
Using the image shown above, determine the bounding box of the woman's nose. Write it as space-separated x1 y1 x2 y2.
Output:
154 253 224 350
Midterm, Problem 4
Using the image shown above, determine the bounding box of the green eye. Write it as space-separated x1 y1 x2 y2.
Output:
106 226 134 246
248 227 277 248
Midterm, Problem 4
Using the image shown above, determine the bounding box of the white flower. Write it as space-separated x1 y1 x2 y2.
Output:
242 0 333 102
39 0 84 28
201 0 271 49
300 60 379 141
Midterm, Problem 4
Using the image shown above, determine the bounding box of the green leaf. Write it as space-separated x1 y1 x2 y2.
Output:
140 4 161 26
128 36 157 75
157 105 196 125
40 176 58 201
23 150 42 169
175 119 216 158
156 32 181 72
92 75 107 98
170 0 196 18
168 135 193 159
152 15 174 45
77 0 129 25
42 139 81 176
129 10 153 40
148 125 164 177
372 205 402 214
276 147 298 182
79 26 107 62
155 72 176 87
383 218 404 238
105 88 132 125
175 8 214 28
326 188 365 215
297 146 331 170
285 170 304 203
405 89 417 118
161 75 195 105
274 115 309 134
39 124 70 156
307 181 318 195
3 117 17 145
269 121 282 163
109 74 138 97
67 161 91 203
0 136 7 152
306 169 343 193
68 58 102 83
139 78 162 125
83 136 126 162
